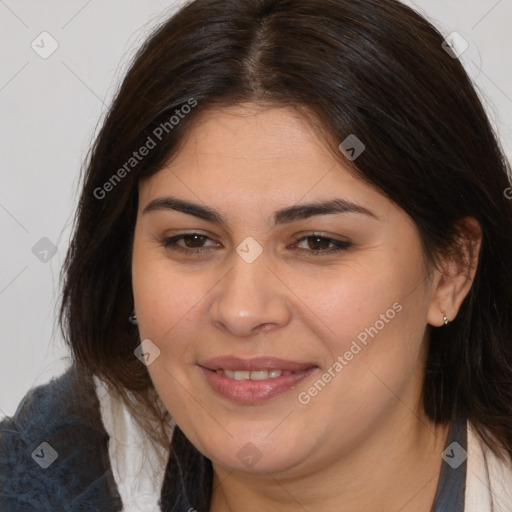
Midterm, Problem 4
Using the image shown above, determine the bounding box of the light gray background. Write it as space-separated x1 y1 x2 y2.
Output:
1 0 511 419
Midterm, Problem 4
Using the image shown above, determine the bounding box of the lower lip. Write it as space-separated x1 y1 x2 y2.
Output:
199 366 317 404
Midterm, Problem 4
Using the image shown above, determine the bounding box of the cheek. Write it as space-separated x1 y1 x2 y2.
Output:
291 256 419 353
131 252 211 421
131 235 212 343
293 251 429 407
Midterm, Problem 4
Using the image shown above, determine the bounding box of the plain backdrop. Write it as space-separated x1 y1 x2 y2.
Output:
1 0 511 419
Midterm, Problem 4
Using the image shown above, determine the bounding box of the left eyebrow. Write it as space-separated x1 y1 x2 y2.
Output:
142 196 379 226
273 198 379 224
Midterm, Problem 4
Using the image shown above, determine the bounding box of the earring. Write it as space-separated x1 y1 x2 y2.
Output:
441 309 449 326
128 310 138 325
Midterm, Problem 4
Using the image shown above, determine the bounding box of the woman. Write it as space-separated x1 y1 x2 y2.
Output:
1 0 512 510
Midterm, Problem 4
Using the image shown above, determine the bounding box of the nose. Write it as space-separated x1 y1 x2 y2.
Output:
209 250 292 338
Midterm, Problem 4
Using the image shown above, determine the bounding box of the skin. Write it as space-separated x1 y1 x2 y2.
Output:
131 103 481 511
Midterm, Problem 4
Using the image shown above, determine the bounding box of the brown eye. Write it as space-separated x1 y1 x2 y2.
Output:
181 234 208 248
293 235 351 255
159 233 220 255
307 236 332 251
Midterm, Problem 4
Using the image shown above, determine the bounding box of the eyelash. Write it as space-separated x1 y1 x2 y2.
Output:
156 233 352 257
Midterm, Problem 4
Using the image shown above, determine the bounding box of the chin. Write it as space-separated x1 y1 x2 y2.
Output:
201 433 310 475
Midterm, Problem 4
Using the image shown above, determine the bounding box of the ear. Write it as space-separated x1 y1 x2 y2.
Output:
426 217 482 327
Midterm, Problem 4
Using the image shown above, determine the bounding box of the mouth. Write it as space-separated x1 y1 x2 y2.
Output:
199 356 318 404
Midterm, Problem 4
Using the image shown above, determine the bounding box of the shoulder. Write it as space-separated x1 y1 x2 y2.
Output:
0 364 123 511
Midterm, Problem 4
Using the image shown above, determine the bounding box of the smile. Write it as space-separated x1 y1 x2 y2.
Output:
199 356 318 404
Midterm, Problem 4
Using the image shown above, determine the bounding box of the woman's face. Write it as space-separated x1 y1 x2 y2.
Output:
132 103 440 476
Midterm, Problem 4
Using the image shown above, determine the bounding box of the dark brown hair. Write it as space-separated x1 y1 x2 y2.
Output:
60 0 512 468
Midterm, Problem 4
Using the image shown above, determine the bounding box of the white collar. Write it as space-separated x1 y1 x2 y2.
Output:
94 375 173 512
466 422 512 511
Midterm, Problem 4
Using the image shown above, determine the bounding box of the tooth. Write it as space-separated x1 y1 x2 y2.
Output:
250 370 269 380
218 369 291 380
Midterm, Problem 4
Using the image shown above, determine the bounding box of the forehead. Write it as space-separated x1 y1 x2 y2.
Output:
170 103 336 169
137 103 394 221
143 104 340 184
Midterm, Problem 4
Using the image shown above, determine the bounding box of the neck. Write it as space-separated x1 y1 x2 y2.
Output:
209 409 450 512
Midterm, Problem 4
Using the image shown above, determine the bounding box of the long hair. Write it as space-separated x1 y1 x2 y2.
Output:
60 0 512 473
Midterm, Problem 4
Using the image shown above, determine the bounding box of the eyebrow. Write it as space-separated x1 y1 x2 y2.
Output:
142 196 378 226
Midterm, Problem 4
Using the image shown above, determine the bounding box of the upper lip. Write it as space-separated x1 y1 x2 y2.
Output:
200 355 317 372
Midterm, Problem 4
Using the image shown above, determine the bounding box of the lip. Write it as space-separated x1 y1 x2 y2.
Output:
199 356 318 404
